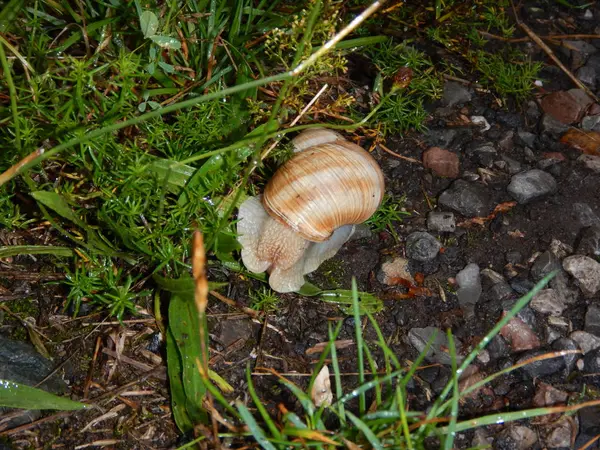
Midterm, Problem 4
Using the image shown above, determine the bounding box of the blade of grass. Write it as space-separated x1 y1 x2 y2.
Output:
443 330 459 450
0 246 73 258
351 277 366 414
0 40 20 151
328 321 346 425
346 410 384 450
246 365 282 440
0 379 87 411
236 401 278 450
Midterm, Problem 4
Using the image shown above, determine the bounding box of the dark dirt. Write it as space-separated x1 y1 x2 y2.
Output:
3 1 600 449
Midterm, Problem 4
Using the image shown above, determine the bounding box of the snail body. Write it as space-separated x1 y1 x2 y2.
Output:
237 129 385 293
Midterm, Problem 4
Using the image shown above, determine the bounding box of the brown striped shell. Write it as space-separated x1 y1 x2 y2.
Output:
262 133 385 242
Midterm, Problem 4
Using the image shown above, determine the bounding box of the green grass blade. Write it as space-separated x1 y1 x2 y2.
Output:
351 277 366 414
346 410 384 450
168 294 208 426
51 18 115 53
443 330 459 450
0 379 87 411
0 0 25 33
153 273 227 295
246 365 282 440
328 321 346 425
0 41 20 151
0 246 73 258
166 325 195 433
30 191 85 227
334 370 403 406
236 401 278 450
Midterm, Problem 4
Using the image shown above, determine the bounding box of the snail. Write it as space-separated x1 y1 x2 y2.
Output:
237 128 385 293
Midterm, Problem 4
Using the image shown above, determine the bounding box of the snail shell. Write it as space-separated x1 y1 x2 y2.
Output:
263 137 385 242
237 128 385 293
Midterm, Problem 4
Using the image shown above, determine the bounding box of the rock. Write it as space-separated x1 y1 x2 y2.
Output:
507 169 557 204
422 147 460 178
525 100 541 122
494 426 537 450
0 334 68 430
469 143 496 168
578 154 600 173
549 239 573 259
438 180 491 217
563 255 600 297
488 335 510 360
572 203 600 228
543 416 576 448
541 90 590 124
517 131 537 148
490 282 515 302
470 115 491 131
518 349 566 378
570 331 600 355
501 155 523 174
500 312 541 352
565 40 598 55
533 382 569 407
585 304 600 336
577 225 600 257
456 263 482 319
425 128 458 148
583 347 600 373
218 319 254 347
496 111 523 129
531 252 561 282
379 257 414 286
442 81 471 107
408 326 463 365
576 406 600 449
510 278 535 295
498 131 515 152
552 338 580 374
427 211 456 233
530 289 567 316
577 65 597 90
581 115 600 131
405 232 441 262
540 114 570 137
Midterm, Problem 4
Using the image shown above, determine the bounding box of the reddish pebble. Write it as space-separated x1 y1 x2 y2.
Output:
422 147 460 178
541 90 591 124
542 152 566 161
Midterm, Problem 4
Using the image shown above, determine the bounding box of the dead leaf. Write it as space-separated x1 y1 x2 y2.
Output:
560 129 600 156
311 365 333 407
457 201 517 228
305 340 353 355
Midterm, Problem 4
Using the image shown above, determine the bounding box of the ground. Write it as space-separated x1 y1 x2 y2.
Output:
1 0 600 449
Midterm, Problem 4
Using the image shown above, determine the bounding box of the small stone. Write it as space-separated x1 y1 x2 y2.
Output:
442 81 471 107
530 289 567 316
405 232 441 262
570 330 600 355
501 156 523 174
582 347 600 373
379 257 414 286
438 180 492 217
456 263 482 319
577 225 600 257
495 426 537 450
563 255 600 297
517 131 537 148
500 312 541 352
425 128 458 148
550 239 573 259
469 143 496 168
581 115 600 131
510 278 535 295
498 131 514 152
518 349 566 377
490 282 515 302
427 211 456 232
585 304 600 336
470 115 491 131
584 9 594 20
578 154 600 172
408 326 463 365
540 114 570 137
552 338 580 374
507 169 557 204
525 100 541 122
543 416 577 449
572 203 600 228
533 382 569 407
577 65 598 90
481 268 507 284
541 90 589 124
422 147 460 178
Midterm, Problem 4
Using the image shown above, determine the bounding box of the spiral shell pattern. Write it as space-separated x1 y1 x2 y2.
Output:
262 137 385 242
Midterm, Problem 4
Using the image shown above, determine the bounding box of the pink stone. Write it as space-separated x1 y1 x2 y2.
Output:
541 90 592 124
422 147 460 178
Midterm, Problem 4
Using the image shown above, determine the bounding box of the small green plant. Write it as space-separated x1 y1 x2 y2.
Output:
366 194 410 240
248 286 280 313
474 50 543 101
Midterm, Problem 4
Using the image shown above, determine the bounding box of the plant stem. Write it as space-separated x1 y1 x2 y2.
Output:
0 40 21 152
